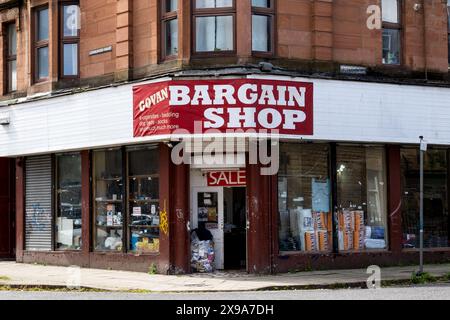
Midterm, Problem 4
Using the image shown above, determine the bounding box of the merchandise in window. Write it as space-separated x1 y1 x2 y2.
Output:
194 0 235 53
278 144 332 253
401 148 449 249
93 149 124 252
127 146 160 254
336 146 388 251
56 153 82 251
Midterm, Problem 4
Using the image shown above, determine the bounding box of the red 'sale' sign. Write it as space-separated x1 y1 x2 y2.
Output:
133 79 314 137
207 171 247 187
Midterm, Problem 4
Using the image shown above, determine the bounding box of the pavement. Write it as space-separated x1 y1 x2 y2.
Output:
1 285 450 300
0 262 449 292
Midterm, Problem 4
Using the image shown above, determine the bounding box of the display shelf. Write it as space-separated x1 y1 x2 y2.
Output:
96 225 123 229
129 225 160 229
96 177 123 181
129 174 159 179
95 199 123 203
129 198 159 202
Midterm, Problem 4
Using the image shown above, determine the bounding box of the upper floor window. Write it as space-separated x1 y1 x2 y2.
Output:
252 0 274 54
60 2 80 78
161 0 179 59
193 0 235 54
381 0 401 65
4 23 17 93
447 0 450 65
34 6 49 82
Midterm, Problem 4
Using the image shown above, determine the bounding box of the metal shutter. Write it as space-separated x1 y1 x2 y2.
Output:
25 156 52 251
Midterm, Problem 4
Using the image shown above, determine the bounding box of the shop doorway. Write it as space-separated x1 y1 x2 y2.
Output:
192 185 247 271
223 187 247 270
0 158 15 260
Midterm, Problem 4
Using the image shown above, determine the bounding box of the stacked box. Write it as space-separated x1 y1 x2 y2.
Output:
304 231 318 252
313 212 327 230
339 210 354 232
354 230 365 250
353 210 365 250
317 230 329 252
343 231 354 251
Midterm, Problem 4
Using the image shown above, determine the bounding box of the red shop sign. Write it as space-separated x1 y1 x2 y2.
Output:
133 79 314 137
207 171 247 187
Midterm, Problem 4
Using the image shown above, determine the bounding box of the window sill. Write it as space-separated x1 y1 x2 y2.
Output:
402 247 450 253
278 249 391 256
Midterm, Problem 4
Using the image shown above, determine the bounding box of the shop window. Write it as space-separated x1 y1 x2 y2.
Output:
401 148 449 249
251 0 274 54
127 146 160 254
4 23 17 93
278 143 332 253
93 145 161 253
60 2 80 78
161 0 178 59
193 0 235 54
381 0 401 65
336 146 388 251
93 149 124 252
55 153 82 251
34 6 49 82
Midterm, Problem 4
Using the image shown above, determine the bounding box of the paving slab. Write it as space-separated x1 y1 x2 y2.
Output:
0 262 449 292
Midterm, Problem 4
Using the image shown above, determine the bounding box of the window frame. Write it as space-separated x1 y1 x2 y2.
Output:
3 21 17 94
92 145 161 255
160 0 179 61
192 0 237 57
251 0 276 57
447 0 450 67
33 5 50 83
54 152 83 252
381 0 402 66
59 1 80 79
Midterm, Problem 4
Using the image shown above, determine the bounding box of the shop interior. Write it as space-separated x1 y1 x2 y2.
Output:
223 187 247 270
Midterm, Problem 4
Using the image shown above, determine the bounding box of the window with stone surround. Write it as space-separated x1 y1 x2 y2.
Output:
59 1 80 78
4 22 17 93
381 0 401 65
161 0 179 60
447 0 450 65
193 0 235 55
33 6 49 82
251 0 274 55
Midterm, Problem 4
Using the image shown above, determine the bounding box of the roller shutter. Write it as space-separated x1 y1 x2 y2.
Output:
25 155 53 251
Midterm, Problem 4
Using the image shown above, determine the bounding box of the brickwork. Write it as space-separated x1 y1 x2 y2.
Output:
0 0 448 100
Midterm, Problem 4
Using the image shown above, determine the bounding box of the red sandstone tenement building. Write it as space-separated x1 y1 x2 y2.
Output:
0 0 450 274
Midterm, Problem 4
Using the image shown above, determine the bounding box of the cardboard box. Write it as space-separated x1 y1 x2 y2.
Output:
354 230 366 250
314 212 328 231
353 211 365 232
304 231 318 252
317 230 329 252
339 231 354 251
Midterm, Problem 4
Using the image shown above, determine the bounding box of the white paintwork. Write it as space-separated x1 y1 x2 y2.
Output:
2 74 450 157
